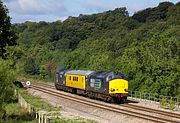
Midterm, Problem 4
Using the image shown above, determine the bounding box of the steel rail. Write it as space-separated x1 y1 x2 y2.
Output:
121 103 180 119
29 83 180 123
31 82 180 120
32 82 180 119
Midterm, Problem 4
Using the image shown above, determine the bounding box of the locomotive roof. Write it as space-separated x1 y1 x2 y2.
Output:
91 71 114 78
65 70 94 76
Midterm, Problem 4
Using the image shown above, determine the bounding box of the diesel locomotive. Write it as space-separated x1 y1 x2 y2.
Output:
55 69 128 103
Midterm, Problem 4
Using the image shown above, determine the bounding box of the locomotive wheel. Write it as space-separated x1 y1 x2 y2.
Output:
120 97 127 104
106 97 113 103
123 97 127 103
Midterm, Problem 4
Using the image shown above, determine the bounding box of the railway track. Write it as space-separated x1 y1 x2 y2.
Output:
122 103 180 119
27 82 180 123
32 82 180 118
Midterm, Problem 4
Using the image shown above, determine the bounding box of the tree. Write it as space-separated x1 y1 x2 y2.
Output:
0 1 16 58
24 56 40 75
132 8 152 22
132 2 174 22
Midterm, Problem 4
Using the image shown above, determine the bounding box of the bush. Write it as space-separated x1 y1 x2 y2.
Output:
24 57 40 75
160 97 168 109
0 59 15 118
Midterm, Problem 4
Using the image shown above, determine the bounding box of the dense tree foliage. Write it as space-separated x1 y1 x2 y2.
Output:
0 1 16 58
12 2 180 97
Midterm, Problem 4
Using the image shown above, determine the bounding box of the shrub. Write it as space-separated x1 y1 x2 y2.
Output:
0 59 15 118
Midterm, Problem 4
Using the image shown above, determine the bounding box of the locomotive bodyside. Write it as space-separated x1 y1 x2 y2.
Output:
65 74 86 90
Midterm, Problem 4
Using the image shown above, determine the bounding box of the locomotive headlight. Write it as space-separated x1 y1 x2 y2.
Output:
110 88 115 92
124 89 128 92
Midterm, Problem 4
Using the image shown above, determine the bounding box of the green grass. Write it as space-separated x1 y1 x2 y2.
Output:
20 90 58 112
1 103 37 123
51 117 97 123
19 90 97 123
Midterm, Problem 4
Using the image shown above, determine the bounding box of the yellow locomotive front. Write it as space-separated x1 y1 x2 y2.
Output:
109 78 128 102
109 79 128 94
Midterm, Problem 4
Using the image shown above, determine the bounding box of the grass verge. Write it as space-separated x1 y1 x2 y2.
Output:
1 103 37 123
19 89 96 123
20 89 58 112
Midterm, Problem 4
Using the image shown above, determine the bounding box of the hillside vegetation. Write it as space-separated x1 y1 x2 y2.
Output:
10 2 180 97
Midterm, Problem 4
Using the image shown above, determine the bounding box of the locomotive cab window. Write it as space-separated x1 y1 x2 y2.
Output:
117 73 125 79
106 73 114 82
69 76 71 80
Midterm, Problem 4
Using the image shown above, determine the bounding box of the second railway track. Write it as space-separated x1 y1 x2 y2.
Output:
27 82 180 123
